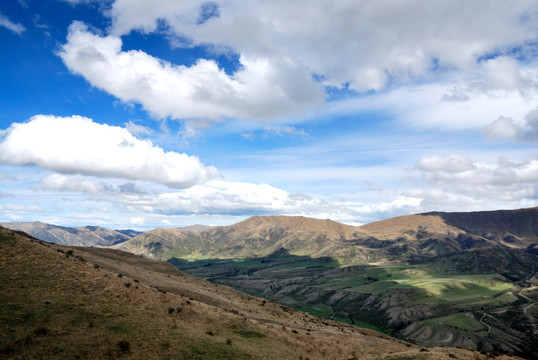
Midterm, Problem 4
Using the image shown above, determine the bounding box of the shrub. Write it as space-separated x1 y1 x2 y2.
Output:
168 307 175 314
124 282 131 288
34 327 48 336
94 264 100 269
226 339 233 345
118 340 130 354
205 331 215 336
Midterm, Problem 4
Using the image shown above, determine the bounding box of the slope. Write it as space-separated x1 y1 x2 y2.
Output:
0 226 501 360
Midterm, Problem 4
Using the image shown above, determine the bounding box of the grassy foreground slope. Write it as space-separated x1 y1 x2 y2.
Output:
0 227 507 360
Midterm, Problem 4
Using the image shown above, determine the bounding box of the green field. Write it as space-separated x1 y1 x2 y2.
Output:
424 312 485 332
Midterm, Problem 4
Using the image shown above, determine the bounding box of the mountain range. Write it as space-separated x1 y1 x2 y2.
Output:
110 207 538 265
0 221 141 247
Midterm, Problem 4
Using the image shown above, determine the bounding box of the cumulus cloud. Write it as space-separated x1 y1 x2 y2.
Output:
484 108 538 142
111 180 358 220
0 12 26 35
40 173 100 194
482 56 528 91
0 115 220 188
107 0 538 93
59 21 324 122
415 154 538 202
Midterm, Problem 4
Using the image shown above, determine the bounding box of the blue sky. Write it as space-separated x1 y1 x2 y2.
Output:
1 0 538 230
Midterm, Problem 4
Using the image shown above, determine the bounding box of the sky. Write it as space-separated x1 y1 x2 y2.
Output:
1 0 538 230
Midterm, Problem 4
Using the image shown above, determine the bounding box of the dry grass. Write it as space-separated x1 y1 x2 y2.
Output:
0 227 520 359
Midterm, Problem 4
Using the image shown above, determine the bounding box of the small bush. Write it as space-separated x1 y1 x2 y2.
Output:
0 341 15 355
124 282 131 288
117 273 123 278
34 327 48 336
176 307 182 313
94 264 100 269
66 250 74 257
168 307 175 314
226 339 233 345
205 331 215 336
118 340 130 354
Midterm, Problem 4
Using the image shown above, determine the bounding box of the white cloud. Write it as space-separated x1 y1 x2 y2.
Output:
124 120 153 136
0 115 220 188
130 216 145 225
0 204 42 212
483 56 527 91
107 0 538 93
59 21 324 122
0 12 26 35
483 116 523 141
0 191 14 198
0 173 17 182
111 180 360 221
326 74 538 131
484 108 538 142
414 154 538 202
39 174 100 194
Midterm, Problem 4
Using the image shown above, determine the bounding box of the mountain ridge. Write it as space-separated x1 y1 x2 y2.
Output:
0 221 136 247
113 207 538 264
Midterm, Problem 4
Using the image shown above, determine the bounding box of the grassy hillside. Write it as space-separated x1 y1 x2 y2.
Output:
0 226 504 360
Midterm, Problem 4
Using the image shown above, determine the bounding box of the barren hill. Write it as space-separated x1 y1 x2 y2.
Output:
0 221 134 247
114 215 364 261
0 226 503 359
114 208 538 264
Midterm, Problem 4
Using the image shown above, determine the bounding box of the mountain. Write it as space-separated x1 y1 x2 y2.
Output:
114 208 538 264
0 221 134 247
113 215 362 261
0 226 497 359
111 208 538 357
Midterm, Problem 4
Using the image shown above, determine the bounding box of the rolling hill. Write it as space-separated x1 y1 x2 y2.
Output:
0 226 501 359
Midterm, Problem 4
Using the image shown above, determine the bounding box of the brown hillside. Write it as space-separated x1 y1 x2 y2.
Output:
358 214 465 240
0 227 515 359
